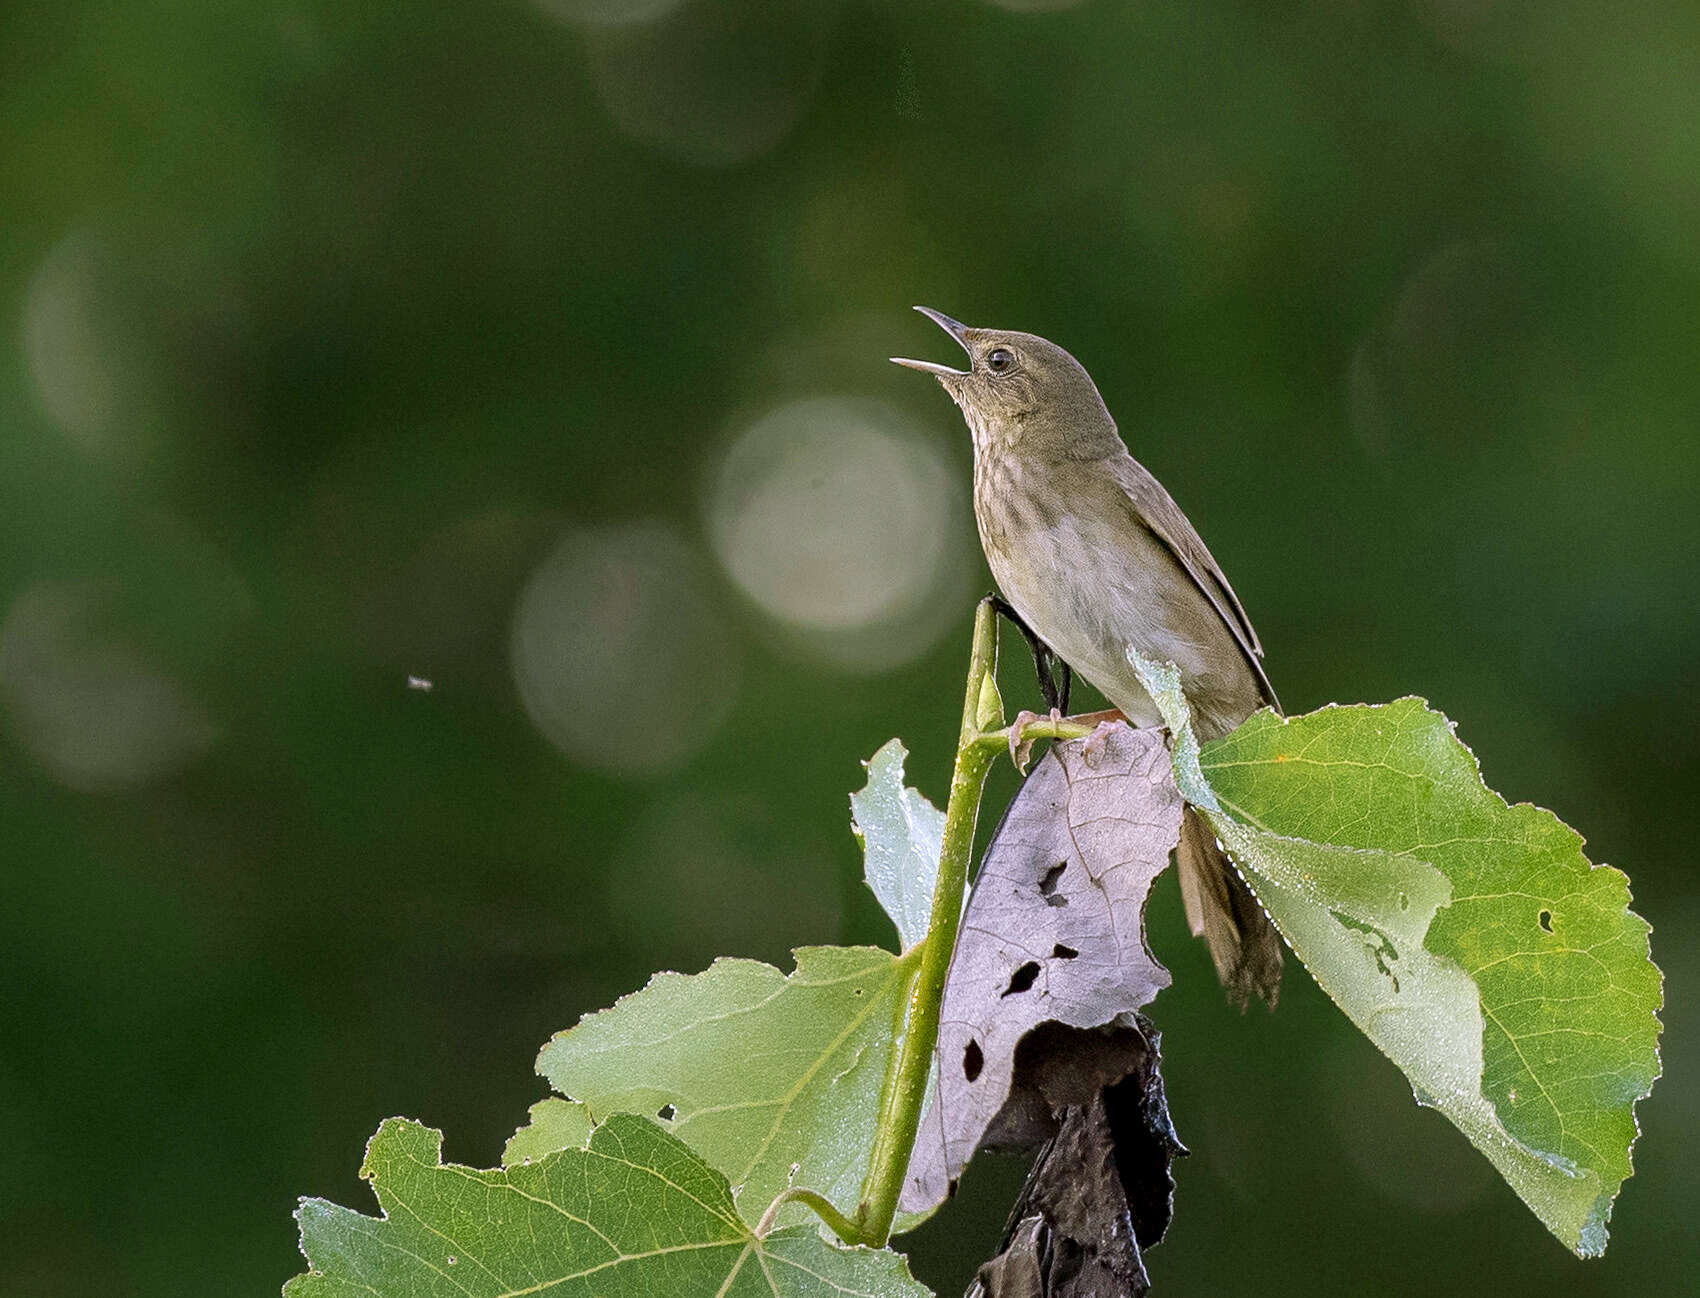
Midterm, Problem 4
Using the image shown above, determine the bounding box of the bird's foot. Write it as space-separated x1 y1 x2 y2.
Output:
1007 707 1064 775
1077 709 1129 765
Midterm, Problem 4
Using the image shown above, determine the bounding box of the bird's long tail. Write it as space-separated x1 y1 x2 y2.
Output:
1175 805 1283 1008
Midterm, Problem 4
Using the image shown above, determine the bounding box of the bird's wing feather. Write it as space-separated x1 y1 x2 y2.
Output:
1105 454 1280 712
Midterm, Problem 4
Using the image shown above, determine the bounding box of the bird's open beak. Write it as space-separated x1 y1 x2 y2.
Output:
890 306 971 376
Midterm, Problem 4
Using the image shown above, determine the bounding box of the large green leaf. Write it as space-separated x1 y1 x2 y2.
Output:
288 1113 927 1297
1131 651 1662 1256
536 946 917 1230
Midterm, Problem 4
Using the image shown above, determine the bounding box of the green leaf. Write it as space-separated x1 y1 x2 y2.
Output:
288 1113 928 1297
1131 650 1662 1256
503 1097 593 1167
852 739 945 950
536 946 919 1231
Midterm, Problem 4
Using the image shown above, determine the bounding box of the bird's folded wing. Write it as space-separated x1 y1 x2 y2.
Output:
1105 454 1280 713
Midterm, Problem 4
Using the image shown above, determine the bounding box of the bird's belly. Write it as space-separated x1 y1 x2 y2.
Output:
982 514 1170 728
979 500 1265 740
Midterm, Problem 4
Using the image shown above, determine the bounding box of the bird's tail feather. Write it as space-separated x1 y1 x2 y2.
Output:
1176 806 1283 1009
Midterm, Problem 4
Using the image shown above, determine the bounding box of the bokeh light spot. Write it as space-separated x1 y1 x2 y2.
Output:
531 0 683 29
510 521 739 776
22 231 157 466
581 0 830 166
983 0 1087 11
0 583 220 793
706 395 970 672
1348 239 1529 459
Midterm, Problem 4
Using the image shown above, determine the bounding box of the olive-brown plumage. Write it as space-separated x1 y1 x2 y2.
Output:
894 307 1283 1006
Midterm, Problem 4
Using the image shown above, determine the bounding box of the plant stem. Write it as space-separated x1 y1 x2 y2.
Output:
755 1188 864 1245
973 715 1100 753
855 598 1003 1244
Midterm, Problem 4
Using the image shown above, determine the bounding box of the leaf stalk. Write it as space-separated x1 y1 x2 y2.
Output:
755 1187 866 1245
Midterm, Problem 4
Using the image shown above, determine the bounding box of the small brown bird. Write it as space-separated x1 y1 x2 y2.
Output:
894 307 1283 1007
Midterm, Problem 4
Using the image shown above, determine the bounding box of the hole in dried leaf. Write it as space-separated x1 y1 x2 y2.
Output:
1051 943 1078 960
1538 909 1553 934
1002 961 1041 997
963 1039 984 1082
1039 861 1068 905
947 1177 960 1199
657 1104 676 1121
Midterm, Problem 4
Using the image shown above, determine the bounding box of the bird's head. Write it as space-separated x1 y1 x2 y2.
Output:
891 307 1117 457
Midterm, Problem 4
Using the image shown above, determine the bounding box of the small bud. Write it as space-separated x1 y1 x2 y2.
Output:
975 670 1005 733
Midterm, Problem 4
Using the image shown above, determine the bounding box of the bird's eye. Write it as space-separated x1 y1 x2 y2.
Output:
986 348 1014 373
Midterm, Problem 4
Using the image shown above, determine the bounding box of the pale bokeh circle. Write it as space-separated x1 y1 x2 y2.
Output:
1348 238 1519 458
706 395 969 670
22 231 157 465
510 520 739 776
530 0 682 29
581 1 830 166
983 0 1087 11
0 582 220 793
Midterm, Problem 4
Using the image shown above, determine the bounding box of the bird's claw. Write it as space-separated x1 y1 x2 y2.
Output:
1007 707 1064 775
1082 722 1115 766
1072 709 1129 767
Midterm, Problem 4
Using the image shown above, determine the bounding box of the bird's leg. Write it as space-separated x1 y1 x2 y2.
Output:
985 594 1069 713
986 594 1106 772
985 594 1065 773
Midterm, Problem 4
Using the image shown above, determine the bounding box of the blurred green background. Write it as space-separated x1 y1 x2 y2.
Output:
1 1 1694 1294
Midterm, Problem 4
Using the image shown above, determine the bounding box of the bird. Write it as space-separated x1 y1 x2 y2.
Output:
893 306 1283 1007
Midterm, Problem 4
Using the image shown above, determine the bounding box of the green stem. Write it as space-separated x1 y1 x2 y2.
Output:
755 1188 864 1245
855 598 1003 1244
973 716 1099 752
